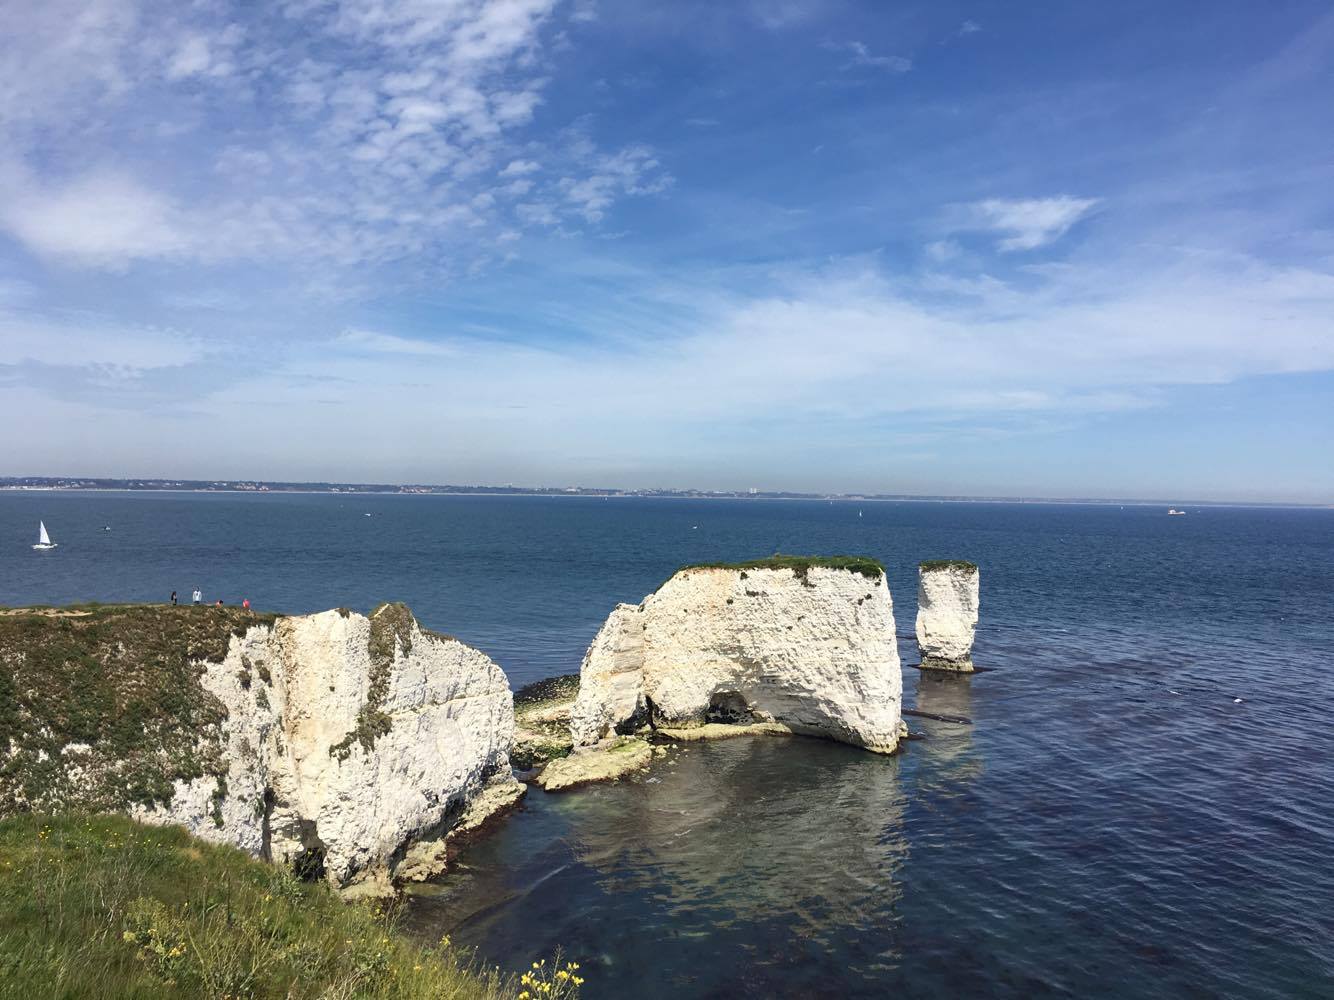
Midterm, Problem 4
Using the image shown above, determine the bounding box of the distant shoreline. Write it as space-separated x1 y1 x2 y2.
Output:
0 482 1327 510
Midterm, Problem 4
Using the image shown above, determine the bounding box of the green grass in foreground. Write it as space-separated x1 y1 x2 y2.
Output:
680 554 885 579
0 814 584 1000
919 559 978 573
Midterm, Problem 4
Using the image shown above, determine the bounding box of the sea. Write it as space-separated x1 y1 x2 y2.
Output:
2 490 1332 999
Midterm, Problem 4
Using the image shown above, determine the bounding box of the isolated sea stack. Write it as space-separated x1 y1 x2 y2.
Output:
570 556 905 755
915 560 980 671
0 603 520 895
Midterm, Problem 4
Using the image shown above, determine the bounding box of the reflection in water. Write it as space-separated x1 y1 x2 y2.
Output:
406 736 911 997
911 670 981 785
568 736 909 929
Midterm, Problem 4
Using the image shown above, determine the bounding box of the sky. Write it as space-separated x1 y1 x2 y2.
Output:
1 0 1332 502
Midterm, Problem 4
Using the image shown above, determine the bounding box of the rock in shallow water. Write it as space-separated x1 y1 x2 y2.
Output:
533 737 653 791
569 560 905 754
915 561 980 671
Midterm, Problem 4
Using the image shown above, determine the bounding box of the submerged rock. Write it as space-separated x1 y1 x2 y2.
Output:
0 603 519 894
915 561 980 671
570 556 905 755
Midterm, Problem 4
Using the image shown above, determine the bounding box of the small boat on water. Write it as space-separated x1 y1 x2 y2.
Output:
1168 508 1186 516
33 521 57 550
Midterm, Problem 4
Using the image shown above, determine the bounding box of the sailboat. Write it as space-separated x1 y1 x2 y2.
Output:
33 521 57 550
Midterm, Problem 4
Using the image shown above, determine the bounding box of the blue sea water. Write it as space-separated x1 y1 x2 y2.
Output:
2 491 1332 998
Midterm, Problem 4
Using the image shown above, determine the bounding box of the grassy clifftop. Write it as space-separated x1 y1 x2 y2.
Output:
0 813 583 999
0 604 279 817
919 560 978 573
679 554 885 580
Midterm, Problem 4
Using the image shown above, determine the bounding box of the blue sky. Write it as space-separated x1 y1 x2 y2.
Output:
1 0 1332 501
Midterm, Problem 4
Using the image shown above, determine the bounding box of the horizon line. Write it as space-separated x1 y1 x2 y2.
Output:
1 475 1329 510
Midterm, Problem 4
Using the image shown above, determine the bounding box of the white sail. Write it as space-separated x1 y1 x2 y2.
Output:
38 521 50 545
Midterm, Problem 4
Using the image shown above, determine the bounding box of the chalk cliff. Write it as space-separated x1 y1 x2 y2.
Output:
0 603 518 894
915 561 980 671
570 558 904 754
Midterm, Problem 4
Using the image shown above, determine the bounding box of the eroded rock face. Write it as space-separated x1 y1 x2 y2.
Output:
569 604 646 747
915 563 980 671
570 565 904 753
135 605 519 892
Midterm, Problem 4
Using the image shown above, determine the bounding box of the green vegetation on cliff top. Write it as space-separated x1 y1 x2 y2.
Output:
919 559 978 573
0 605 278 816
679 554 884 579
0 813 584 1000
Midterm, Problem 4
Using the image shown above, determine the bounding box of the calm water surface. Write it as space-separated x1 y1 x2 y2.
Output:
2 492 1332 997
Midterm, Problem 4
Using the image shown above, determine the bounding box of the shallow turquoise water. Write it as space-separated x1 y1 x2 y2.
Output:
3 493 1332 997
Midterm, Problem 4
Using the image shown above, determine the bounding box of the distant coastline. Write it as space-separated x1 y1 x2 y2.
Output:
1 476 1327 509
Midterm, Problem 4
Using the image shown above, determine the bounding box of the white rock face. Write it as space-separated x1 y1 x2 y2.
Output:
571 565 903 753
131 605 519 892
569 603 646 747
915 563 980 671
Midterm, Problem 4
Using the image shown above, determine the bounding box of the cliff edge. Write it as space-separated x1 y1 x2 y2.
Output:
0 603 519 894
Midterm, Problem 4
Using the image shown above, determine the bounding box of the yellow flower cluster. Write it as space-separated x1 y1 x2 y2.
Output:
517 959 584 998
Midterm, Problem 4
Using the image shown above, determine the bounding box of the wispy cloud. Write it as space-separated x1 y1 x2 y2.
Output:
823 40 912 73
953 196 1100 251
335 329 460 358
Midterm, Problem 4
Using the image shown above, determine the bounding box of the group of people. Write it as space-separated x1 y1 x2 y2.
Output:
169 589 250 611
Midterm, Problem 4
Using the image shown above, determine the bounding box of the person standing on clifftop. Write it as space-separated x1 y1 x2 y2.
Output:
242 598 250 611
171 590 177 606
193 588 201 605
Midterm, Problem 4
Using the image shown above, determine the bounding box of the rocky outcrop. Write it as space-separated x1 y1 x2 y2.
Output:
511 673 579 771
569 557 904 755
0 603 519 894
533 736 653 792
915 561 980 671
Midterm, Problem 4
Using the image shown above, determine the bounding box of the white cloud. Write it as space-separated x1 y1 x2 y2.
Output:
276 249 1334 445
925 239 960 263
559 145 671 222
957 196 1100 251
0 168 189 267
165 33 234 80
824 40 912 73
0 0 667 271
751 0 822 30
500 158 541 177
335 329 460 358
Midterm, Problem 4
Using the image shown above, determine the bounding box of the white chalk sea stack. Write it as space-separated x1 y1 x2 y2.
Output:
136 604 520 894
570 558 905 754
915 561 980 671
